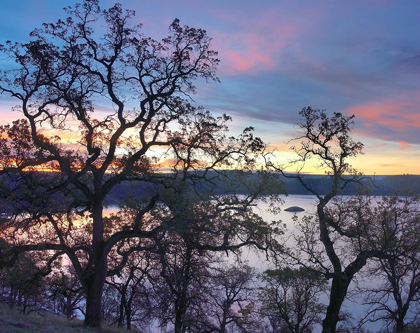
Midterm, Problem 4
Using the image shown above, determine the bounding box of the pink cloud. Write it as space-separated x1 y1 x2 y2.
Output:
210 5 323 76
398 141 411 150
223 47 275 73
348 91 420 133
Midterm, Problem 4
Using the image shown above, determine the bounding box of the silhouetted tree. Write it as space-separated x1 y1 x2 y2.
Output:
151 232 213 333
259 267 327 333
0 1 282 327
205 263 260 333
269 107 395 333
0 250 46 314
357 196 420 333
46 264 85 319
104 252 156 330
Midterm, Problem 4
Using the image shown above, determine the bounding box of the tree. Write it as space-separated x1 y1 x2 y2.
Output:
104 253 156 330
259 267 327 333
0 0 281 327
269 107 393 333
0 250 46 313
357 196 420 333
46 264 85 319
205 263 260 333
152 232 213 333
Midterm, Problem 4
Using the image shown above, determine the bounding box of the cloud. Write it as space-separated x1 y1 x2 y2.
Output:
209 3 322 76
372 143 387 148
347 91 420 144
223 47 275 74
380 163 403 168
398 141 411 151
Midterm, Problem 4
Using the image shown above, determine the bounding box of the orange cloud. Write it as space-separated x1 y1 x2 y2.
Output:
380 163 403 167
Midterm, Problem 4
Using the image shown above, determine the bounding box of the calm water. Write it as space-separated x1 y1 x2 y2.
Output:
241 194 317 270
248 194 382 332
105 194 385 331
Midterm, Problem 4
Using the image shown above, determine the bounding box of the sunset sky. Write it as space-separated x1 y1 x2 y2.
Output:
1 0 419 175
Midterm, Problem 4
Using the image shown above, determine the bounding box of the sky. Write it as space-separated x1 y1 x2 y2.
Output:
0 0 419 175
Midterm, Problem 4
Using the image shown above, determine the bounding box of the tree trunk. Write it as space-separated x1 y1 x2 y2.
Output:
395 309 408 333
66 295 73 319
83 202 106 327
84 258 107 327
322 276 350 333
9 285 15 309
220 303 228 333
118 293 125 327
23 295 28 314
174 303 184 333
18 288 23 306
126 306 132 330
396 319 404 333
124 290 133 330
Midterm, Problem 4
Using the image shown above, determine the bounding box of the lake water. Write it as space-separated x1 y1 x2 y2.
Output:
240 194 317 270
246 194 383 332
105 194 385 331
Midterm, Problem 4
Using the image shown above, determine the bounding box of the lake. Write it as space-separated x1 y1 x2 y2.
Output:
104 194 396 331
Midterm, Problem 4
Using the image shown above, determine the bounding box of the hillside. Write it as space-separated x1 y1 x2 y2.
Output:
0 303 139 333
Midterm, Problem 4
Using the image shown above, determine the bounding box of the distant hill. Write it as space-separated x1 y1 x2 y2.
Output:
280 174 420 196
106 172 420 205
2 172 419 209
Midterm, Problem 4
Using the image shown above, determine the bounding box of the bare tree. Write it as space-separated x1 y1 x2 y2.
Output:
104 252 156 330
152 232 213 333
0 0 281 327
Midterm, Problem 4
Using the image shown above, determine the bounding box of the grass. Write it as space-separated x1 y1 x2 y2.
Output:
0 303 141 333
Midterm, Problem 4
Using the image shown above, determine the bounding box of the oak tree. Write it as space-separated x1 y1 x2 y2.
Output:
259 267 327 333
357 196 420 333
0 0 280 327
269 107 394 333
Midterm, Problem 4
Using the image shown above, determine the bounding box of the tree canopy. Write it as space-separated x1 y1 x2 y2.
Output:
0 0 282 328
